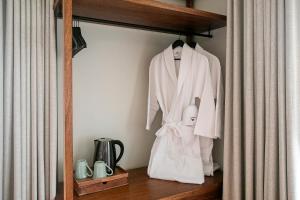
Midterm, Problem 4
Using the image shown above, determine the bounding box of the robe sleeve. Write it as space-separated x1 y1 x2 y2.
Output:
146 59 159 130
193 57 216 138
214 58 224 138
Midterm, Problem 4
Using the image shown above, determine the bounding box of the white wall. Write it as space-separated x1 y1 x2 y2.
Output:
57 0 227 181
57 20 180 181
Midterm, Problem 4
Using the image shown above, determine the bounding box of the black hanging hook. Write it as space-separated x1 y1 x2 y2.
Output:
72 17 87 57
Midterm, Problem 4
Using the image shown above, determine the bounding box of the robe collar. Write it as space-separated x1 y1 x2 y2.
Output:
163 43 194 95
195 43 203 51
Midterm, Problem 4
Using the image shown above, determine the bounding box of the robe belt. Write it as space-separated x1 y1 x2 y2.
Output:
155 122 185 162
155 122 182 138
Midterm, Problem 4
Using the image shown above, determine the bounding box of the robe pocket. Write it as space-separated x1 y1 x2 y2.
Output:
182 104 198 126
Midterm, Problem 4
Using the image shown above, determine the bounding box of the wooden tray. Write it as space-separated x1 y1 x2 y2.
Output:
74 167 128 196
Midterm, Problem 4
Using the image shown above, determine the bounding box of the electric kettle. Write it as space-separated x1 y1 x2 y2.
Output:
93 138 124 172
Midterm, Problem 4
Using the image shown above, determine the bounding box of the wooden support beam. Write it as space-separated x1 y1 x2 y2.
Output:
186 0 194 44
186 0 194 8
63 0 73 199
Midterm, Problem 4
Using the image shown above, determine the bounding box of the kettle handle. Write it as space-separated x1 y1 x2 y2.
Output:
93 140 100 164
112 140 124 164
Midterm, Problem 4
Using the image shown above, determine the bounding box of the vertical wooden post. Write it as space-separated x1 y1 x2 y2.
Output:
186 0 194 8
63 0 73 199
186 0 194 45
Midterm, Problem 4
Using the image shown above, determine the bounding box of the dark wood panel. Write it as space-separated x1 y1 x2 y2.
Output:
54 0 226 36
186 0 194 8
56 167 223 200
186 0 194 45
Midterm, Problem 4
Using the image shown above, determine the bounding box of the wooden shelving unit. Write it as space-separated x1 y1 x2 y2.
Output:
54 0 226 36
56 0 226 199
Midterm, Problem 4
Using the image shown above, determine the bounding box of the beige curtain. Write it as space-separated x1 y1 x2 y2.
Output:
0 0 3 198
223 0 300 199
0 0 58 199
285 0 300 199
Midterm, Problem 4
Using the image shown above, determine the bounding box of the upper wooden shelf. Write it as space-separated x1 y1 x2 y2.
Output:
54 0 226 36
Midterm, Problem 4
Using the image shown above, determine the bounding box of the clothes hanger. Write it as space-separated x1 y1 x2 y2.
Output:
172 34 185 49
72 20 80 57
72 19 87 57
188 41 197 49
172 34 185 61
75 20 87 48
72 20 78 55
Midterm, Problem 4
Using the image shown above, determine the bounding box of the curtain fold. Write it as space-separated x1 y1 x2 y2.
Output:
0 0 58 199
286 0 300 199
224 0 300 199
0 0 4 198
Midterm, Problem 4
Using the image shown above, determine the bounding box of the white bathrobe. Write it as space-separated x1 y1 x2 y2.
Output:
146 44 216 184
195 44 224 176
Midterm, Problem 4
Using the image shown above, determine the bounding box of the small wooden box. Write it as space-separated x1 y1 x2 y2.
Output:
74 167 128 196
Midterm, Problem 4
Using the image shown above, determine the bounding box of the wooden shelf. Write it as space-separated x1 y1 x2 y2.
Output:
56 167 223 200
54 0 226 36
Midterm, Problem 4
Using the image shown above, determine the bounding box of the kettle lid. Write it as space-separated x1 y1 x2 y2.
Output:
94 138 113 142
